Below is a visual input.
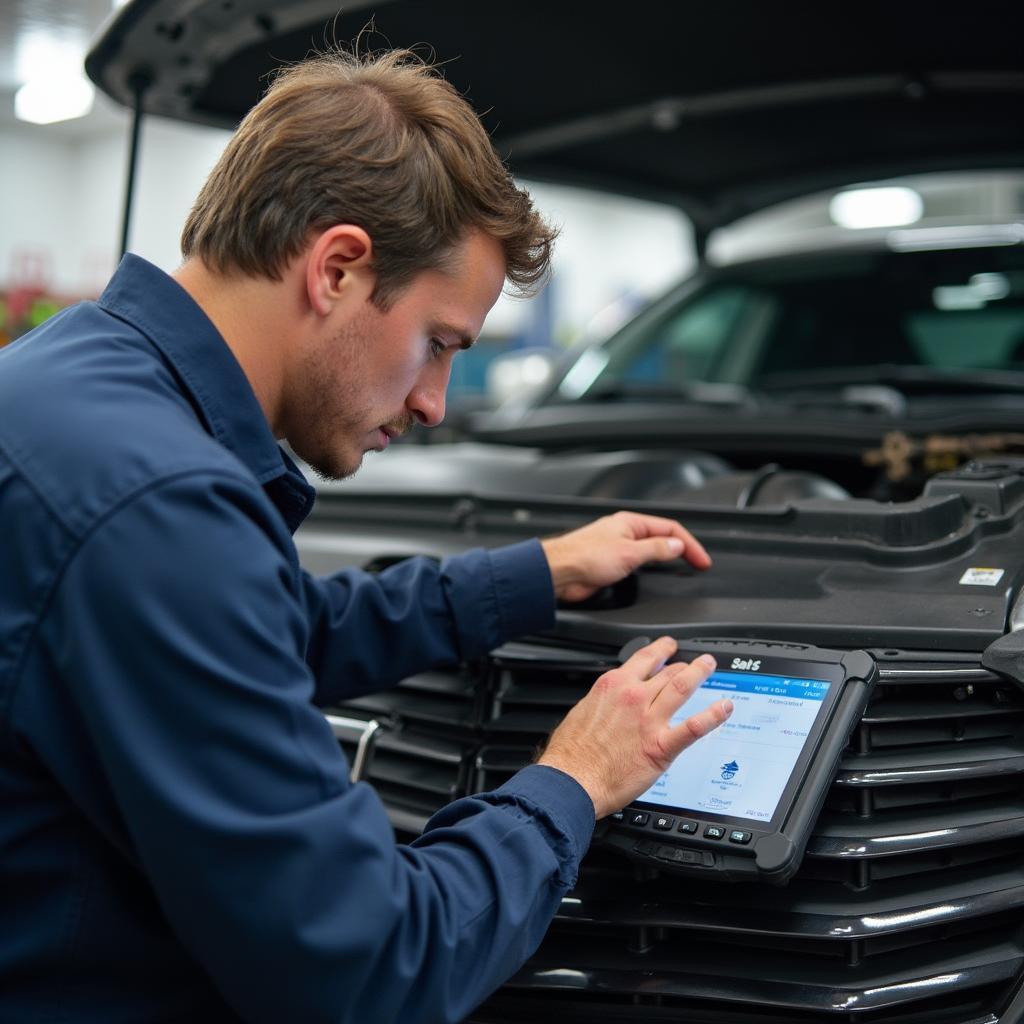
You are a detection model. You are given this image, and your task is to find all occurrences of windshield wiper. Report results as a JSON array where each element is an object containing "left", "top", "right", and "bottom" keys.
[
  {"left": 582, "top": 380, "right": 757, "bottom": 407},
  {"left": 758, "top": 364, "right": 1024, "bottom": 396}
]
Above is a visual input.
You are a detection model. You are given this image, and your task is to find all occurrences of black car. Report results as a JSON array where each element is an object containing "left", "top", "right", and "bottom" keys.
[
  {"left": 88, "top": 3, "right": 1024, "bottom": 1021},
  {"left": 308, "top": 221, "right": 1024, "bottom": 1024},
  {"left": 475, "top": 219, "right": 1024, "bottom": 506}
]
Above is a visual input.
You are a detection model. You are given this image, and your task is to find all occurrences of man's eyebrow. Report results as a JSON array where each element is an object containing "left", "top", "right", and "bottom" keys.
[{"left": 435, "top": 322, "right": 476, "bottom": 350}]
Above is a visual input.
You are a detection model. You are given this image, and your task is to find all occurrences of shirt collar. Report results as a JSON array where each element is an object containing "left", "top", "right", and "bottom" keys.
[{"left": 98, "top": 253, "right": 315, "bottom": 532}]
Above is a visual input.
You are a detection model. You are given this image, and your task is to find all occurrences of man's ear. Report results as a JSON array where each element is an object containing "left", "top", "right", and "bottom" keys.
[{"left": 305, "top": 225, "right": 375, "bottom": 317}]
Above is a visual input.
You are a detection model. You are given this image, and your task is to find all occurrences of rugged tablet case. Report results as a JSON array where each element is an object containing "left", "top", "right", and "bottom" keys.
[{"left": 599, "top": 641, "right": 877, "bottom": 884}]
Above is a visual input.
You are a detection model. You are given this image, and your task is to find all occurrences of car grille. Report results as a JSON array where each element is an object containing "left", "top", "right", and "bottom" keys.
[{"left": 324, "top": 643, "right": 1024, "bottom": 1022}]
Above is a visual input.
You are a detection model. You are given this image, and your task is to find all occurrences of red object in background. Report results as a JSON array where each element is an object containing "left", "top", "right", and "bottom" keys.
[
  {"left": 10, "top": 247, "right": 51, "bottom": 290},
  {"left": 6, "top": 286, "right": 44, "bottom": 325},
  {"left": 6, "top": 247, "right": 53, "bottom": 323}
]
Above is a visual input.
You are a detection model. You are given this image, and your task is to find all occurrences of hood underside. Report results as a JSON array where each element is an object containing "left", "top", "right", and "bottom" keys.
[{"left": 86, "top": 0, "right": 1024, "bottom": 233}]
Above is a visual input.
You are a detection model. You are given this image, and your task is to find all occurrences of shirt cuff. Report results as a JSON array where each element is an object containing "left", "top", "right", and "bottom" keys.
[
  {"left": 485, "top": 539, "right": 556, "bottom": 642},
  {"left": 493, "top": 763, "right": 595, "bottom": 887}
]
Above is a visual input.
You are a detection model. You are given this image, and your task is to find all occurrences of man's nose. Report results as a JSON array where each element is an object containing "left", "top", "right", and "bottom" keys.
[{"left": 408, "top": 364, "right": 450, "bottom": 427}]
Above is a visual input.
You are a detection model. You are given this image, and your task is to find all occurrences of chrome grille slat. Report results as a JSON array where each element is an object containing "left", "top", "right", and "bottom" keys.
[
  {"left": 863, "top": 701, "right": 1020, "bottom": 724},
  {"left": 836, "top": 748, "right": 1024, "bottom": 786},
  {"left": 557, "top": 877, "right": 1024, "bottom": 940},
  {"left": 507, "top": 935, "right": 1024, "bottom": 1015},
  {"left": 809, "top": 801, "right": 1024, "bottom": 857},
  {"left": 339, "top": 670, "right": 477, "bottom": 729}
]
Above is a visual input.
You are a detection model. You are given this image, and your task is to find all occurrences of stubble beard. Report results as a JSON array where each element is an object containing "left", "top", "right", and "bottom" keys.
[{"left": 285, "top": 313, "right": 412, "bottom": 482}]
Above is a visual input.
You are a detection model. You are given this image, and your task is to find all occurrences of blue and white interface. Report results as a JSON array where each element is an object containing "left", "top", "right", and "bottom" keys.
[{"left": 638, "top": 668, "right": 832, "bottom": 824}]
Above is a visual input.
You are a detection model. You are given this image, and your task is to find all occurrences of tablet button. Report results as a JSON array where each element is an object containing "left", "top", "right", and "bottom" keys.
[
  {"left": 653, "top": 815, "right": 675, "bottom": 831},
  {"left": 728, "top": 830, "right": 752, "bottom": 845},
  {"left": 611, "top": 810, "right": 625, "bottom": 822},
  {"left": 703, "top": 825, "right": 725, "bottom": 840},
  {"left": 677, "top": 820, "right": 698, "bottom": 834},
  {"left": 656, "top": 846, "right": 701, "bottom": 865},
  {"left": 628, "top": 811, "right": 650, "bottom": 827}
]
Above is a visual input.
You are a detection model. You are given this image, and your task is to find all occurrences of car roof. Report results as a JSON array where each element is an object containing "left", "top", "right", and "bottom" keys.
[{"left": 86, "top": 0, "right": 1024, "bottom": 234}]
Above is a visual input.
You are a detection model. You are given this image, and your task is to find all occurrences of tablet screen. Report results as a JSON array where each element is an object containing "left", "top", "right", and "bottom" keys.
[{"left": 636, "top": 668, "right": 833, "bottom": 825}]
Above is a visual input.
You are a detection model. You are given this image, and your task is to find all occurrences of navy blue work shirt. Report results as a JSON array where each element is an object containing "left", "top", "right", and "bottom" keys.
[{"left": 0, "top": 254, "right": 594, "bottom": 1023}]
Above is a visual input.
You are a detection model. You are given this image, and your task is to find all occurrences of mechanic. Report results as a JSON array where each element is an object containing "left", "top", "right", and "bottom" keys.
[{"left": 0, "top": 49, "right": 732, "bottom": 1023}]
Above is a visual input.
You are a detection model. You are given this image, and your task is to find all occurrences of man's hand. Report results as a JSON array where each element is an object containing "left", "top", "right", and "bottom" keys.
[
  {"left": 541, "top": 511, "right": 711, "bottom": 603},
  {"left": 537, "top": 637, "right": 732, "bottom": 818}
]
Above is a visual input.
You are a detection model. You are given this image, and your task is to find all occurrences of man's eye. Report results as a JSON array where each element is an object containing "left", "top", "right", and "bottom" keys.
[{"left": 430, "top": 338, "right": 446, "bottom": 359}]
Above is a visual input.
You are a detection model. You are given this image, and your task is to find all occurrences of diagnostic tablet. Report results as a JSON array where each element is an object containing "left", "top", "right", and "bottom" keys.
[{"left": 597, "top": 639, "right": 876, "bottom": 884}]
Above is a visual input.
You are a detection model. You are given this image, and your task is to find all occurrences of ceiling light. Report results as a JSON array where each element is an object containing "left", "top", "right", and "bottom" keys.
[
  {"left": 888, "top": 224, "right": 1024, "bottom": 252},
  {"left": 829, "top": 187, "right": 923, "bottom": 230},
  {"left": 14, "top": 26, "right": 94, "bottom": 125},
  {"left": 15, "top": 73, "right": 95, "bottom": 125},
  {"left": 933, "top": 272, "right": 1011, "bottom": 311}
]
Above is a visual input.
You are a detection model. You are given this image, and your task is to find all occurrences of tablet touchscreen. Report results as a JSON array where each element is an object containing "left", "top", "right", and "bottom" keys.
[{"left": 635, "top": 666, "right": 837, "bottom": 826}]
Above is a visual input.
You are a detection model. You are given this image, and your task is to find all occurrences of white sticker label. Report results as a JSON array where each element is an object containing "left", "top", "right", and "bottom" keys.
[{"left": 959, "top": 567, "right": 1005, "bottom": 586}]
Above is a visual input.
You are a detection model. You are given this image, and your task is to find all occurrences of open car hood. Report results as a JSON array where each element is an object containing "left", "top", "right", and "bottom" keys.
[{"left": 85, "top": 0, "right": 1024, "bottom": 234}]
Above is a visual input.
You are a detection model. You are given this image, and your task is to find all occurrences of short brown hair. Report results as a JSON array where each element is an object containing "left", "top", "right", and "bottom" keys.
[{"left": 180, "top": 48, "right": 555, "bottom": 305}]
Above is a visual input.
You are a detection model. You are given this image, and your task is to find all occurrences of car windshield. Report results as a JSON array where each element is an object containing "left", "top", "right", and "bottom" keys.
[{"left": 558, "top": 241, "right": 1024, "bottom": 400}]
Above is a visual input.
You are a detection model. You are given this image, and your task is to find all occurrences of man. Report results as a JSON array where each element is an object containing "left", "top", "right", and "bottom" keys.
[{"left": 0, "top": 49, "right": 731, "bottom": 1023}]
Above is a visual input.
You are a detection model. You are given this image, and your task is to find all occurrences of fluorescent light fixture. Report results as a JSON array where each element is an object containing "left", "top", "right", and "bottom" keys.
[
  {"left": 933, "top": 271, "right": 1011, "bottom": 311},
  {"left": 889, "top": 223, "right": 1024, "bottom": 252},
  {"left": 970, "top": 272, "right": 1011, "bottom": 302},
  {"left": 829, "top": 187, "right": 923, "bottom": 229},
  {"left": 933, "top": 286, "right": 985, "bottom": 311},
  {"left": 15, "top": 73, "right": 95, "bottom": 124},
  {"left": 14, "top": 26, "right": 95, "bottom": 125}
]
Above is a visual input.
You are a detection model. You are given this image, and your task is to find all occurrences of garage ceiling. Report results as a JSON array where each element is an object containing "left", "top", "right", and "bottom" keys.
[
  {"left": 1, "top": 0, "right": 126, "bottom": 136},
  {"left": 86, "top": 0, "right": 1024, "bottom": 232}
]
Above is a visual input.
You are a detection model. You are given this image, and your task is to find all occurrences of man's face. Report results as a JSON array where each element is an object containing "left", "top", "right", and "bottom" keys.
[{"left": 285, "top": 230, "right": 506, "bottom": 480}]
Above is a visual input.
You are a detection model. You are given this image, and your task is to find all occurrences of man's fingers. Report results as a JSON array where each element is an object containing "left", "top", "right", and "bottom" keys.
[
  {"left": 628, "top": 536, "right": 690, "bottom": 569},
  {"left": 618, "top": 514, "right": 711, "bottom": 571},
  {"left": 618, "top": 512, "right": 683, "bottom": 539},
  {"left": 620, "top": 635, "right": 678, "bottom": 680},
  {"left": 675, "top": 526, "right": 712, "bottom": 569},
  {"left": 664, "top": 698, "right": 734, "bottom": 759},
  {"left": 650, "top": 655, "right": 715, "bottom": 719}
]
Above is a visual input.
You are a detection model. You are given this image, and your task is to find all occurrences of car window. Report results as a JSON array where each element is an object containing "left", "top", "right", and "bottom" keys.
[
  {"left": 574, "top": 248, "right": 1024, "bottom": 394},
  {"left": 907, "top": 309, "right": 1024, "bottom": 368},
  {"left": 569, "top": 285, "right": 778, "bottom": 395},
  {"left": 616, "top": 286, "right": 753, "bottom": 384}
]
